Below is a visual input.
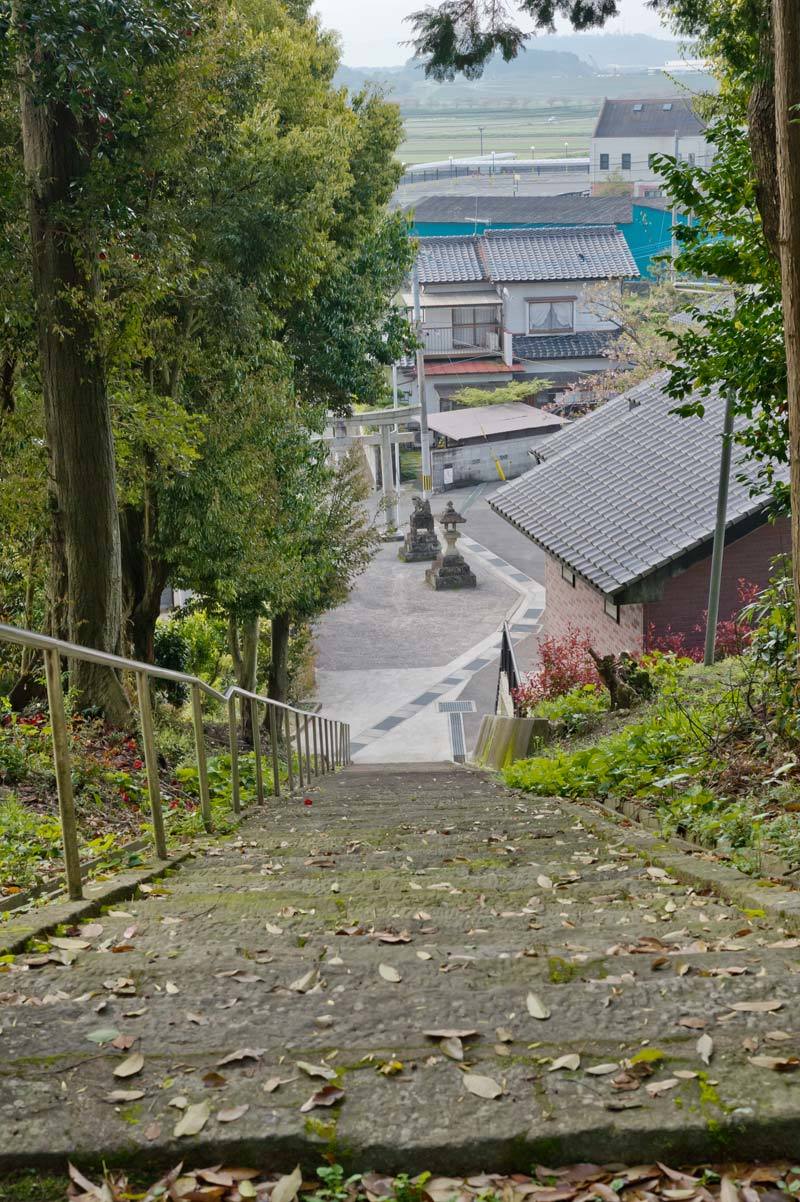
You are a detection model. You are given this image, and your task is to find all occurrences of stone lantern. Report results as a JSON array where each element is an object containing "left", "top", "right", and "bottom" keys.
[{"left": 425, "top": 502, "right": 477, "bottom": 590}]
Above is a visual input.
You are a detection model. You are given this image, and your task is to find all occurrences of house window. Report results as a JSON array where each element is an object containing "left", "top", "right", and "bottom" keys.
[
  {"left": 528, "top": 299, "right": 574, "bottom": 335},
  {"left": 599, "top": 152, "right": 609, "bottom": 170},
  {"left": 561, "top": 564, "right": 576, "bottom": 588},
  {"left": 604, "top": 597, "right": 621, "bottom": 623},
  {"left": 621, "top": 153, "right": 631, "bottom": 171}
]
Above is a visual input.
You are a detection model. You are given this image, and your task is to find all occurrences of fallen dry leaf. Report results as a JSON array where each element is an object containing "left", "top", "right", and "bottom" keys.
[
  {"left": 113, "top": 1053, "right": 144, "bottom": 1079},
  {"left": 217, "top": 1048, "right": 262, "bottom": 1066},
  {"left": 697, "top": 1034, "right": 713, "bottom": 1065},
  {"left": 527, "top": 992, "right": 551, "bottom": 1020},
  {"left": 378, "top": 964, "right": 402, "bottom": 983},
  {"left": 548, "top": 1054, "right": 580, "bottom": 1072},
  {"left": 218, "top": 1104, "right": 250, "bottom": 1122},
  {"left": 463, "top": 1073, "right": 503, "bottom": 1099},
  {"left": 748, "top": 1055, "right": 800, "bottom": 1072},
  {"left": 300, "top": 1084, "right": 345, "bottom": 1112},
  {"left": 174, "top": 1100, "right": 211, "bottom": 1137},
  {"left": 297, "top": 1060, "right": 338, "bottom": 1080},
  {"left": 271, "top": 1166, "right": 303, "bottom": 1202}
]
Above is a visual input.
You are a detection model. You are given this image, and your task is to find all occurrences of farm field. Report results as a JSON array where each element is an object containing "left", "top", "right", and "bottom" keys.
[
  {"left": 399, "top": 101, "right": 596, "bottom": 163},
  {"left": 397, "top": 71, "right": 715, "bottom": 163}
]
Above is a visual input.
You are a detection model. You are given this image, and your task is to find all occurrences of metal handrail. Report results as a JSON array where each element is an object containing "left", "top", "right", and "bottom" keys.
[
  {"left": 0, "top": 622, "right": 351, "bottom": 903},
  {"left": 496, "top": 621, "right": 522, "bottom": 717}
]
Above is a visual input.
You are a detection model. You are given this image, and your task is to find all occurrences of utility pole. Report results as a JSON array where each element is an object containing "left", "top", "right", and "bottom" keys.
[
  {"left": 703, "top": 387, "right": 736, "bottom": 667},
  {"left": 392, "top": 363, "right": 401, "bottom": 495},
  {"left": 412, "top": 260, "right": 432, "bottom": 496},
  {"left": 671, "top": 129, "right": 680, "bottom": 281},
  {"left": 478, "top": 126, "right": 485, "bottom": 156}
]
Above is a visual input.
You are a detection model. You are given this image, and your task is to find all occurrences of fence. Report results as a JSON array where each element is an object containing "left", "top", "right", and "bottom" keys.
[
  {"left": 0, "top": 623, "right": 351, "bottom": 903},
  {"left": 495, "top": 621, "right": 522, "bottom": 717}
]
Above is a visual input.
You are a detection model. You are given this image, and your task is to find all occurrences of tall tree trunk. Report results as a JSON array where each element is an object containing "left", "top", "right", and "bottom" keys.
[
  {"left": 773, "top": 0, "right": 800, "bottom": 659},
  {"left": 228, "top": 613, "right": 260, "bottom": 744},
  {"left": 16, "top": 57, "right": 129, "bottom": 722},
  {"left": 120, "top": 470, "right": 168, "bottom": 664},
  {"left": 749, "top": 20, "right": 781, "bottom": 258},
  {"left": 268, "top": 613, "right": 291, "bottom": 706}
]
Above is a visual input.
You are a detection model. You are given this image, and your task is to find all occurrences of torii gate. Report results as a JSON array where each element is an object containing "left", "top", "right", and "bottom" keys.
[{"left": 327, "top": 405, "right": 422, "bottom": 532}]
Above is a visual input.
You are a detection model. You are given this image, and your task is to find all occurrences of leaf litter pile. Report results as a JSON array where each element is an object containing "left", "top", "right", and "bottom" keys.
[{"left": 65, "top": 1160, "right": 800, "bottom": 1202}]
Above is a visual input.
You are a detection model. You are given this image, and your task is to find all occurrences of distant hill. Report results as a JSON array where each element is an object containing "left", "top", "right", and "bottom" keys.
[
  {"left": 531, "top": 33, "right": 685, "bottom": 69},
  {"left": 334, "top": 35, "right": 699, "bottom": 103}
]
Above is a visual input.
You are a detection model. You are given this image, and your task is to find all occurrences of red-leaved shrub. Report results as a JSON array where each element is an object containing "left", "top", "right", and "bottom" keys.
[
  {"left": 513, "top": 625, "right": 600, "bottom": 710},
  {"left": 647, "top": 579, "right": 758, "bottom": 661}
]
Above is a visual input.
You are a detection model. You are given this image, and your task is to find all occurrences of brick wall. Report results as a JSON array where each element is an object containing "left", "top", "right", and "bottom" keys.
[
  {"left": 544, "top": 555, "right": 644, "bottom": 656},
  {"left": 645, "top": 519, "right": 791, "bottom": 653}
]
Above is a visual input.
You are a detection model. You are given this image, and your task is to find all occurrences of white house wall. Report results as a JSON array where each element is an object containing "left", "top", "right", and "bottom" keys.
[
  {"left": 499, "top": 280, "right": 621, "bottom": 336},
  {"left": 590, "top": 134, "right": 712, "bottom": 184}
]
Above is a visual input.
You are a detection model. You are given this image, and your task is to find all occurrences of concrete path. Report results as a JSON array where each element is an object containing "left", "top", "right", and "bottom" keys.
[
  {"left": 314, "top": 484, "right": 545, "bottom": 762},
  {"left": 3, "top": 765, "right": 800, "bottom": 1174}
]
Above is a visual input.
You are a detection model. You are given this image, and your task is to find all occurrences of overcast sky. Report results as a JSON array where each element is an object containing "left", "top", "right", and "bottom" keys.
[{"left": 311, "top": 0, "right": 671, "bottom": 67}]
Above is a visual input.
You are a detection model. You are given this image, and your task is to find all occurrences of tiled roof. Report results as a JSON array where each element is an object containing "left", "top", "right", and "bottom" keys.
[
  {"left": 489, "top": 371, "right": 786, "bottom": 597},
  {"left": 415, "top": 226, "right": 638, "bottom": 286},
  {"left": 407, "top": 194, "right": 633, "bottom": 225},
  {"left": 482, "top": 226, "right": 638, "bottom": 281},
  {"left": 593, "top": 98, "right": 706, "bottom": 139},
  {"left": 513, "top": 329, "right": 619, "bottom": 361},
  {"left": 416, "top": 237, "right": 487, "bottom": 284}
]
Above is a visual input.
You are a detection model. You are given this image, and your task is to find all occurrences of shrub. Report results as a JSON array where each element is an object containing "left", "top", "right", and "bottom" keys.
[
  {"left": 153, "top": 622, "right": 190, "bottom": 705},
  {"left": 513, "top": 625, "right": 599, "bottom": 711},
  {"left": 647, "top": 579, "right": 759, "bottom": 661},
  {"left": 531, "top": 684, "right": 609, "bottom": 734}
]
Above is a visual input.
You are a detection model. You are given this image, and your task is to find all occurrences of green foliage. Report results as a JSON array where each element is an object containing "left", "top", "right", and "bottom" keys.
[
  {"left": 657, "top": 116, "right": 787, "bottom": 507},
  {"left": 0, "top": 795, "right": 64, "bottom": 890},
  {"left": 449, "top": 379, "right": 553, "bottom": 409},
  {"left": 531, "top": 684, "right": 609, "bottom": 735},
  {"left": 153, "top": 622, "right": 190, "bottom": 704},
  {"left": 307, "top": 1165, "right": 362, "bottom": 1202}
]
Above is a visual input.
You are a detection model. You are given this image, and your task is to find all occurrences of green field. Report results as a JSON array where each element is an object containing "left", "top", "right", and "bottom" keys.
[{"left": 399, "top": 101, "right": 596, "bottom": 164}]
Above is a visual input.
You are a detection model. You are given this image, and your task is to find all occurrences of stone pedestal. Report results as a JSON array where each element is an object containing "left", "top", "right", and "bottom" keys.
[
  {"left": 425, "top": 502, "right": 477, "bottom": 591},
  {"left": 398, "top": 496, "right": 441, "bottom": 562}
]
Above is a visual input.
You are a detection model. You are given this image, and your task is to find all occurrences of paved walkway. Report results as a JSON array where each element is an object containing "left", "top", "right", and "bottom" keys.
[
  {"left": 3, "top": 765, "right": 799, "bottom": 1173},
  {"left": 314, "top": 484, "right": 545, "bottom": 762}
]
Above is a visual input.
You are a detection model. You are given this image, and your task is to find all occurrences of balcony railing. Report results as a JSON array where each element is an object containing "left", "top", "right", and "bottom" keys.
[
  {"left": 420, "top": 322, "right": 502, "bottom": 356},
  {"left": 0, "top": 623, "right": 351, "bottom": 903}
]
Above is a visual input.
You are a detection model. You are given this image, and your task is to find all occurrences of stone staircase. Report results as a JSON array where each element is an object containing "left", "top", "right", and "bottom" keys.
[{"left": 1, "top": 764, "right": 798, "bottom": 1174}]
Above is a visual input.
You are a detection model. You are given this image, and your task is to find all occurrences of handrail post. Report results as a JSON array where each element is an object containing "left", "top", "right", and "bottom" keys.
[
  {"left": 43, "top": 648, "right": 83, "bottom": 901},
  {"left": 325, "top": 720, "right": 332, "bottom": 772},
  {"left": 268, "top": 704, "right": 281, "bottom": 797},
  {"left": 135, "top": 671, "right": 168, "bottom": 860},
  {"left": 294, "top": 712, "right": 304, "bottom": 789},
  {"left": 284, "top": 709, "right": 295, "bottom": 791},
  {"left": 191, "top": 683, "right": 212, "bottom": 832},
  {"left": 312, "top": 716, "right": 319, "bottom": 776},
  {"left": 228, "top": 696, "right": 241, "bottom": 815},
  {"left": 321, "top": 719, "right": 328, "bottom": 772},
  {"left": 304, "top": 715, "right": 312, "bottom": 784},
  {"left": 250, "top": 698, "right": 265, "bottom": 805}
]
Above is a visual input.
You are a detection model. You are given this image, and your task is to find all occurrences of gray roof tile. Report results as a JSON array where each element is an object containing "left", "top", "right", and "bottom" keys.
[
  {"left": 513, "top": 329, "right": 618, "bottom": 361},
  {"left": 489, "top": 371, "right": 786, "bottom": 596},
  {"left": 593, "top": 97, "right": 706, "bottom": 139},
  {"left": 483, "top": 226, "right": 638, "bottom": 281},
  {"left": 415, "top": 226, "right": 638, "bottom": 286},
  {"left": 416, "top": 237, "right": 487, "bottom": 284}
]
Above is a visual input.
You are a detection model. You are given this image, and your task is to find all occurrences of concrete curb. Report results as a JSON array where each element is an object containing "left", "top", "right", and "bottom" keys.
[
  {"left": 0, "top": 852, "right": 192, "bottom": 955},
  {"left": 464, "top": 763, "right": 800, "bottom": 931},
  {"left": 562, "top": 793, "right": 800, "bottom": 931}
]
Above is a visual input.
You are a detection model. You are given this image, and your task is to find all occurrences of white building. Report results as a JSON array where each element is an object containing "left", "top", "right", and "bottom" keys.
[
  {"left": 399, "top": 226, "right": 639, "bottom": 415},
  {"left": 590, "top": 97, "right": 711, "bottom": 193}
]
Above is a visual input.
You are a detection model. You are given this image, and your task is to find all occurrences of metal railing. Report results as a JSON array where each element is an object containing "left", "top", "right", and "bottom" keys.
[
  {"left": 496, "top": 621, "right": 522, "bottom": 717},
  {"left": 0, "top": 623, "right": 351, "bottom": 903},
  {"left": 420, "top": 322, "right": 501, "bottom": 355}
]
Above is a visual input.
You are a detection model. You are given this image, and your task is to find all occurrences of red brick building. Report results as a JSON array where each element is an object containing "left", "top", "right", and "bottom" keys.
[{"left": 490, "top": 372, "right": 789, "bottom": 657}]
